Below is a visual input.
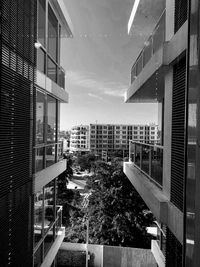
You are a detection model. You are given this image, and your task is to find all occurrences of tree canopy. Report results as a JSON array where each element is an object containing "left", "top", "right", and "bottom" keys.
[{"left": 64, "top": 158, "right": 154, "bottom": 248}]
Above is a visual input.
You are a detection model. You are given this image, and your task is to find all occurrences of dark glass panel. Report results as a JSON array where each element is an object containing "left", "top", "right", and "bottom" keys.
[
  {"left": 46, "top": 145, "right": 56, "bottom": 167},
  {"left": 47, "top": 56, "right": 57, "bottom": 83},
  {"left": 36, "top": 147, "right": 44, "bottom": 172},
  {"left": 36, "top": 91, "right": 45, "bottom": 144},
  {"left": 34, "top": 191, "right": 43, "bottom": 247},
  {"left": 38, "top": 0, "right": 46, "bottom": 47},
  {"left": 47, "top": 95, "right": 56, "bottom": 143},
  {"left": 48, "top": 5, "right": 58, "bottom": 62},
  {"left": 37, "top": 48, "right": 45, "bottom": 73}
]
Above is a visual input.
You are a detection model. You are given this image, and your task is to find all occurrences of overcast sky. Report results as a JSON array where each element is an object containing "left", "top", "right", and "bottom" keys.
[{"left": 60, "top": 0, "right": 164, "bottom": 130}]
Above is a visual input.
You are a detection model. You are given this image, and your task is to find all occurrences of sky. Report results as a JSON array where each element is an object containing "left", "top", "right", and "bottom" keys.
[{"left": 60, "top": 0, "right": 164, "bottom": 130}]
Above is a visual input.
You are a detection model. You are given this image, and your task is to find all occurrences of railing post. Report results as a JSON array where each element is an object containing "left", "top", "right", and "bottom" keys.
[
  {"left": 149, "top": 147, "right": 152, "bottom": 177},
  {"left": 129, "top": 140, "right": 132, "bottom": 162}
]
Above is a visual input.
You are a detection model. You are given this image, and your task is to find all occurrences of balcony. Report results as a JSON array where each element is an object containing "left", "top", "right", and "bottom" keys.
[
  {"left": 125, "top": 11, "right": 166, "bottom": 103},
  {"left": 34, "top": 205, "right": 65, "bottom": 267},
  {"left": 125, "top": 9, "right": 188, "bottom": 104},
  {"left": 123, "top": 141, "right": 168, "bottom": 222},
  {"left": 129, "top": 141, "right": 163, "bottom": 187}
]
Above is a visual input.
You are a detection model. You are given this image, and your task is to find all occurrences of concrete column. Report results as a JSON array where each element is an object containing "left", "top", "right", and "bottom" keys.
[{"left": 162, "top": 68, "right": 173, "bottom": 199}]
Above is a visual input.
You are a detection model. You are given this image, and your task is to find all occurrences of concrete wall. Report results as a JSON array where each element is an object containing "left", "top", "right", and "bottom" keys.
[
  {"left": 103, "top": 245, "right": 156, "bottom": 267},
  {"left": 58, "top": 242, "right": 156, "bottom": 267}
]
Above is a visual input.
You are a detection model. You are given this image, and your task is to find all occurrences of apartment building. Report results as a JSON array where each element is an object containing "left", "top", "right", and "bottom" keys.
[
  {"left": 0, "top": 0, "right": 73, "bottom": 266},
  {"left": 89, "top": 123, "right": 159, "bottom": 159},
  {"left": 70, "top": 125, "right": 90, "bottom": 153},
  {"left": 124, "top": 0, "right": 199, "bottom": 266}
]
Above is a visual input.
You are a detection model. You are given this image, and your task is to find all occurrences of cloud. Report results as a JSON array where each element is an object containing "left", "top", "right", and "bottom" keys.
[
  {"left": 67, "top": 71, "right": 127, "bottom": 98},
  {"left": 88, "top": 93, "right": 104, "bottom": 101}
]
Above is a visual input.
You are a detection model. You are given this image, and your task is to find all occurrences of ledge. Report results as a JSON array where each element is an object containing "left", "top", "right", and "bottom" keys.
[
  {"left": 41, "top": 227, "right": 65, "bottom": 267},
  {"left": 123, "top": 162, "right": 168, "bottom": 222},
  {"left": 123, "top": 162, "right": 183, "bottom": 244},
  {"left": 36, "top": 70, "right": 69, "bottom": 103},
  {"left": 34, "top": 159, "right": 67, "bottom": 192},
  {"left": 151, "top": 240, "right": 165, "bottom": 267}
]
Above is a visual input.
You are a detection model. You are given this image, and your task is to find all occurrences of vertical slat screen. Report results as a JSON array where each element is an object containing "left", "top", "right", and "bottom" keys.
[
  {"left": 174, "top": 0, "right": 188, "bottom": 33},
  {"left": 0, "top": 0, "right": 36, "bottom": 265},
  {"left": 171, "top": 55, "right": 186, "bottom": 212}
]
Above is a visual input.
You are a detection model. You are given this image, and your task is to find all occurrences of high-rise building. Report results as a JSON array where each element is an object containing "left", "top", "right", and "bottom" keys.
[
  {"left": 0, "top": 0, "right": 73, "bottom": 266},
  {"left": 124, "top": 0, "right": 200, "bottom": 266}
]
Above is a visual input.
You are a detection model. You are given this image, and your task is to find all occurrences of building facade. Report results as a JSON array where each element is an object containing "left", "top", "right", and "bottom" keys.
[
  {"left": 89, "top": 123, "right": 159, "bottom": 159},
  {"left": 0, "top": 0, "right": 73, "bottom": 266},
  {"left": 124, "top": 0, "right": 200, "bottom": 266},
  {"left": 70, "top": 125, "right": 90, "bottom": 153}
]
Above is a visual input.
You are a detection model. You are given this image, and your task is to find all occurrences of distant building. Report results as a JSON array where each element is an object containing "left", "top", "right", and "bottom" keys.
[
  {"left": 69, "top": 123, "right": 158, "bottom": 158},
  {"left": 70, "top": 125, "right": 90, "bottom": 153}
]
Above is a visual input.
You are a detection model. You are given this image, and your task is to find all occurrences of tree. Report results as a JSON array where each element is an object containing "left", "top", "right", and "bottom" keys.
[
  {"left": 76, "top": 153, "right": 96, "bottom": 172},
  {"left": 85, "top": 159, "right": 154, "bottom": 248}
]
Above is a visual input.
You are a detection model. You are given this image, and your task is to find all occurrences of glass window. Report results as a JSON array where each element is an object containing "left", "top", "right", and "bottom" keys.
[
  {"left": 36, "top": 91, "right": 45, "bottom": 144},
  {"left": 36, "top": 147, "right": 44, "bottom": 172},
  {"left": 37, "top": 48, "right": 46, "bottom": 73},
  {"left": 38, "top": 0, "right": 46, "bottom": 47},
  {"left": 47, "top": 56, "right": 57, "bottom": 83},
  {"left": 46, "top": 145, "right": 56, "bottom": 167},
  {"left": 48, "top": 5, "right": 58, "bottom": 62},
  {"left": 34, "top": 191, "right": 43, "bottom": 246},
  {"left": 47, "top": 95, "right": 56, "bottom": 143}
]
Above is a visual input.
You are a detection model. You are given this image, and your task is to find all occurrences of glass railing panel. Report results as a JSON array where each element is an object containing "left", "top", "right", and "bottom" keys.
[
  {"left": 153, "top": 11, "right": 166, "bottom": 53},
  {"left": 136, "top": 54, "right": 143, "bottom": 76},
  {"left": 130, "top": 10, "right": 166, "bottom": 84},
  {"left": 46, "top": 145, "right": 56, "bottom": 168},
  {"left": 135, "top": 143, "right": 141, "bottom": 168},
  {"left": 47, "top": 56, "right": 57, "bottom": 83},
  {"left": 143, "top": 37, "right": 153, "bottom": 68},
  {"left": 141, "top": 145, "right": 150, "bottom": 175},
  {"left": 151, "top": 146, "right": 163, "bottom": 186},
  {"left": 58, "top": 67, "right": 65, "bottom": 88}
]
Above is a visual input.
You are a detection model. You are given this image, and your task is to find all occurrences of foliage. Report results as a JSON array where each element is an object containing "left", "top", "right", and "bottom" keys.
[
  {"left": 76, "top": 153, "right": 96, "bottom": 172},
  {"left": 64, "top": 158, "right": 154, "bottom": 248}
]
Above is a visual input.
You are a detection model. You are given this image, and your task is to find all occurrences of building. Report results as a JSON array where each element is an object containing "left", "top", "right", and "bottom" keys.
[
  {"left": 0, "top": 0, "right": 73, "bottom": 266},
  {"left": 89, "top": 123, "right": 159, "bottom": 159},
  {"left": 70, "top": 125, "right": 90, "bottom": 154},
  {"left": 124, "top": 0, "right": 199, "bottom": 266}
]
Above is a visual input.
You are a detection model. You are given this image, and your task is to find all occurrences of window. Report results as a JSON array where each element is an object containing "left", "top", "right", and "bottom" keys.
[
  {"left": 47, "top": 95, "right": 56, "bottom": 143},
  {"left": 140, "top": 131, "right": 143, "bottom": 135},
  {"left": 91, "top": 131, "right": 95, "bottom": 134},
  {"left": 91, "top": 125, "right": 95, "bottom": 129},
  {"left": 134, "top": 126, "right": 137, "bottom": 130},
  {"left": 48, "top": 5, "right": 58, "bottom": 62},
  {"left": 134, "top": 135, "right": 137, "bottom": 139},
  {"left": 38, "top": 0, "right": 46, "bottom": 47},
  {"left": 122, "top": 131, "right": 126, "bottom": 134},
  {"left": 151, "top": 131, "right": 155, "bottom": 135},
  {"left": 115, "top": 135, "right": 120, "bottom": 139},
  {"left": 151, "top": 127, "right": 155, "bottom": 130},
  {"left": 122, "top": 136, "right": 126, "bottom": 139},
  {"left": 134, "top": 131, "right": 137, "bottom": 134},
  {"left": 140, "top": 127, "right": 143, "bottom": 130},
  {"left": 116, "top": 126, "right": 120, "bottom": 129},
  {"left": 36, "top": 91, "right": 45, "bottom": 144},
  {"left": 122, "top": 126, "right": 126, "bottom": 129},
  {"left": 35, "top": 90, "right": 61, "bottom": 172},
  {"left": 37, "top": 48, "right": 46, "bottom": 73},
  {"left": 116, "top": 131, "right": 120, "bottom": 134}
]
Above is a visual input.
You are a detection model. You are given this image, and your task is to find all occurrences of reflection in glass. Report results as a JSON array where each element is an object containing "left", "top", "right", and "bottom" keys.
[
  {"left": 44, "top": 184, "right": 55, "bottom": 233},
  {"left": 34, "top": 192, "right": 43, "bottom": 246},
  {"left": 46, "top": 145, "right": 56, "bottom": 167},
  {"left": 36, "top": 91, "right": 45, "bottom": 144},
  {"left": 44, "top": 227, "right": 54, "bottom": 257},
  {"left": 48, "top": 5, "right": 58, "bottom": 62},
  {"left": 34, "top": 245, "right": 43, "bottom": 267},
  {"left": 36, "top": 147, "right": 44, "bottom": 172},
  {"left": 47, "top": 95, "right": 56, "bottom": 143},
  {"left": 47, "top": 56, "right": 57, "bottom": 83},
  {"left": 38, "top": 0, "right": 46, "bottom": 47}
]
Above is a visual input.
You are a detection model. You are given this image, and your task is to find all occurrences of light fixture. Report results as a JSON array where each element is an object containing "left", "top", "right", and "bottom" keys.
[
  {"left": 128, "top": 0, "right": 141, "bottom": 34},
  {"left": 34, "top": 42, "right": 42, "bottom": 49}
]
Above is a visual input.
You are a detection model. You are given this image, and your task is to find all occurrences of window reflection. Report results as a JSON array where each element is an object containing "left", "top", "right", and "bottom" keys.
[
  {"left": 36, "top": 147, "right": 44, "bottom": 172},
  {"left": 47, "top": 95, "right": 56, "bottom": 143},
  {"left": 36, "top": 91, "right": 45, "bottom": 144},
  {"left": 38, "top": 0, "right": 46, "bottom": 47},
  {"left": 46, "top": 145, "right": 56, "bottom": 167},
  {"left": 47, "top": 56, "right": 57, "bottom": 83},
  {"left": 48, "top": 5, "right": 58, "bottom": 62}
]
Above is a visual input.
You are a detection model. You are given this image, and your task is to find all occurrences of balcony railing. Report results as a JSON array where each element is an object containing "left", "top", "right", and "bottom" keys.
[
  {"left": 129, "top": 141, "right": 163, "bottom": 187},
  {"left": 131, "top": 10, "right": 166, "bottom": 83}
]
